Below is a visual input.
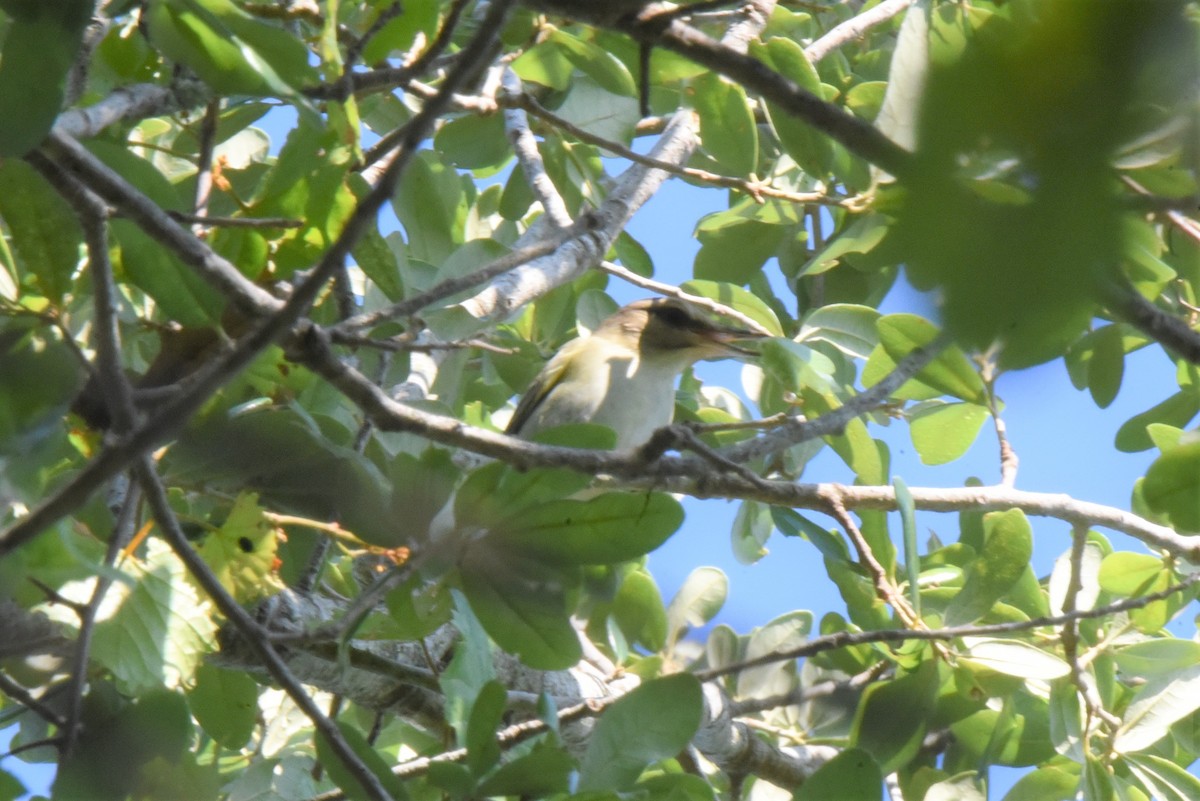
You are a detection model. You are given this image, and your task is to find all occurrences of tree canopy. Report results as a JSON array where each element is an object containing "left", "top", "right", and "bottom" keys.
[{"left": 1, "top": 1, "right": 1199, "bottom": 800}]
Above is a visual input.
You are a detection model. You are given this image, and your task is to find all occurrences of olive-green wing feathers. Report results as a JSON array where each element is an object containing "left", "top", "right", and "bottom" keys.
[{"left": 505, "top": 345, "right": 575, "bottom": 436}]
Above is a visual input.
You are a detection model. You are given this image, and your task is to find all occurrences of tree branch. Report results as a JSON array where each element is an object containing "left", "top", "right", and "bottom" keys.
[
  {"left": 1102, "top": 280, "right": 1200, "bottom": 366},
  {"left": 803, "top": 0, "right": 915, "bottom": 63},
  {"left": 698, "top": 569, "right": 1200, "bottom": 681},
  {"left": 609, "top": 9, "right": 915, "bottom": 179}
]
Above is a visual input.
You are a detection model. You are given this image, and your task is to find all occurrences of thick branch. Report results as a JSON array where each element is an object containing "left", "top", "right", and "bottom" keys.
[{"left": 1102, "top": 280, "right": 1200, "bottom": 366}]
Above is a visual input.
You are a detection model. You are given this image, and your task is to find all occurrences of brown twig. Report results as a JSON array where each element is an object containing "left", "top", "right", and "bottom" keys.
[
  {"left": 697, "top": 569, "right": 1200, "bottom": 682},
  {"left": 500, "top": 90, "right": 857, "bottom": 208},
  {"left": 820, "top": 488, "right": 920, "bottom": 628}
]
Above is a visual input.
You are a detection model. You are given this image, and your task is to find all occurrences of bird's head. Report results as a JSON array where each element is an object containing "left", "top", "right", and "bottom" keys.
[{"left": 596, "top": 298, "right": 764, "bottom": 363}]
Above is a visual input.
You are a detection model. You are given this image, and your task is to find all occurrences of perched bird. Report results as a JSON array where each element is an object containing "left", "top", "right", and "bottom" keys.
[{"left": 506, "top": 298, "right": 763, "bottom": 448}]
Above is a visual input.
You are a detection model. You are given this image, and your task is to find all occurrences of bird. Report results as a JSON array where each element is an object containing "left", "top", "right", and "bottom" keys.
[{"left": 505, "top": 297, "right": 764, "bottom": 449}]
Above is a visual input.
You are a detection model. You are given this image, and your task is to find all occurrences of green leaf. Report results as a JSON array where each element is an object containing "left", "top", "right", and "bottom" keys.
[
  {"left": 1114, "top": 664, "right": 1200, "bottom": 754},
  {"left": 731, "top": 498, "right": 773, "bottom": 565},
  {"left": 554, "top": 76, "right": 639, "bottom": 145},
  {"left": 693, "top": 219, "right": 785, "bottom": 284},
  {"left": 349, "top": 180, "right": 405, "bottom": 301},
  {"left": 845, "top": 81, "right": 887, "bottom": 120},
  {"left": 1142, "top": 439, "right": 1200, "bottom": 530},
  {"left": 797, "top": 303, "right": 882, "bottom": 360},
  {"left": 665, "top": 567, "right": 728, "bottom": 650},
  {"left": 612, "top": 569, "right": 667, "bottom": 652},
  {"left": 466, "top": 681, "right": 506, "bottom": 777},
  {"left": 771, "top": 507, "right": 849, "bottom": 562},
  {"left": 1113, "top": 640, "right": 1200, "bottom": 680},
  {"left": 801, "top": 387, "right": 885, "bottom": 485},
  {"left": 873, "top": 0, "right": 929, "bottom": 153},
  {"left": 1115, "top": 391, "right": 1200, "bottom": 453},
  {"left": 960, "top": 638, "right": 1070, "bottom": 680},
  {"left": 1124, "top": 753, "right": 1200, "bottom": 801},
  {"left": 0, "top": 160, "right": 82, "bottom": 303},
  {"left": 144, "top": 0, "right": 313, "bottom": 98},
  {"left": 435, "top": 113, "right": 511, "bottom": 170},
  {"left": 895, "top": 476, "right": 920, "bottom": 615},
  {"left": 196, "top": 492, "right": 278, "bottom": 603},
  {"left": 86, "top": 140, "right": 224, "bottom": 323},
  {"left": 1097, "top": 550, "right": 1173, "bottom": 633},
  {"left": 489, "top": 492, "right": 684, "bottom": 565},
  {"left": 578, "top": 674, "right": 703, "bottom": 791},
  {"left": 736, "top": 610, "right": 812, "bottom": 700},
  {"left": 440, "top": 591, "right": 497, "bottom": 742},
  {"left": 92, "top": 540, "right": 218, "bottom": 695},
  {"left": 1049, "top": 678, "right": 1084, "bottom": 763},
  {"left": 634, "top": 773, "right": 717, "bottom": 801},
  {"left": 548, "top": 29, "right": 637, "bottom": 96},
  {"left": 0, "top": 0, "right": 91, "bottom": 155},
  {"left": 799, "top": 214, "right": 891, "bottom": 277},
  {"left": 615, "top": 230, "right": 654, "bottom": 277},
  {"left": 945, "top": 509, "right": 1033, "bottom": 626},
  {"left": 55, "top": 688, "right": 195, "bottom": 801},
  {"left": 315, "top": 721, "right": 407, "bottom": 801},
  {"left": 392, "top": 150, "right": 468, "bottom": 265},
  {"left": 0, "top": 324, "right": 82, "bottom": 453},
  {"left": 795, "top": 748, "right": 881, "bottom": 801},
  {"left": 909, "top": 401, "right": 989, "bottom": 465},
  {"left": 851, "top": 659, "right": 938, "bottom": 773},
  {"left": 168, "top": 405, "right": 395, "bottom": 547},
  {"left": 693, "top": 73, "right": 758, "bottom": 175},
  {"left": 511, "top": 39, "right": 573, "bottom": 90},
  {"left": 475, "top": 742, "right": 574, "bottom": 797},
  {"left": 876, "top": 314, "right": 987, "bottom": 404},
  {"left": 455, "top": 461, "right": 592, "bottom": 529},
  {"left": 361, "top": 0, "right": 438, "bottom": 65},
  {"left": 753, "top": 37, "right": 832, "bottom": 176},
  {"left": 1082, "top": 755, "right": 1113, "bottom": 801},
  {"left": 1048, "top": 541, "right": 1102, "bottom": 615},
  {"left": 1001, "top": 764, "right": 1080, "bottom": 801},
  {"left": 1077, "top": 324, "right": 1127, "bottom": 408},
  {"left": 1146, "top": 423, "right": 1184, "bottom": 453},
  {"left": 186, "top": 664, "right": 257, "bottom": 750},
  {"left": 459, "top": 544, "right": 581, "bottom": 670}
]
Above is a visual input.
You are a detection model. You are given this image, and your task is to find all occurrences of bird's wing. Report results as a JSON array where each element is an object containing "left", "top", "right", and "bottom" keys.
[{"left": 505, "top": 343, "right": 577, "bottom": 436}]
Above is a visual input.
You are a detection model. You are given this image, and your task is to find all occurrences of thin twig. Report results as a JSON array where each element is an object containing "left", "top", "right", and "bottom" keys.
[
  {"left": 501, "top": 90, "right": 856, "bottom": 208},
  {"left": 0, "top": 672, "right": 65, "bottom": 728},
  {"left": 331, "top": 217, "right": 595, "bottom": 334},
  {"left": 698, "top": 569, "right": 1200, "bottom": 682},
  {"left": 166, "top": 211, "right": 304, "bottom": 229},
  {"left": 981, "top": 365, "right": 1018, "bottom": 487},
  {"left": 1061, "top": 523, "right": 1122, "bottom": 732},
  {"left": 501, "top": 68, "right": 573, "bottom": 228},
  {"left": 638, "top": 425, "right": 773, "bottom": 489},
  {"left": 722, "top": 333, "right": 951, "bottom": 463},
  {"left": 191, "top": 100, "right": 220, "bottom": 233},
  {"left": 821, "top": 489, "right": 920, "bottom": 628},
  {"left": 597, "top": 260, "right": 775, "bottom": 336}
]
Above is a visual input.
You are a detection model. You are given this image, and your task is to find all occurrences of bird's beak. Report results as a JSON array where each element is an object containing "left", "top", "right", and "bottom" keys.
[{"left": 698, "top": 326, "right": 767, "bottom": 357}]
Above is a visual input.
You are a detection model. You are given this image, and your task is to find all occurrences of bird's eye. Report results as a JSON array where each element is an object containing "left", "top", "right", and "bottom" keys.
[{"left": 655, "top": 304, "right": 690, "bottom": 328}]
